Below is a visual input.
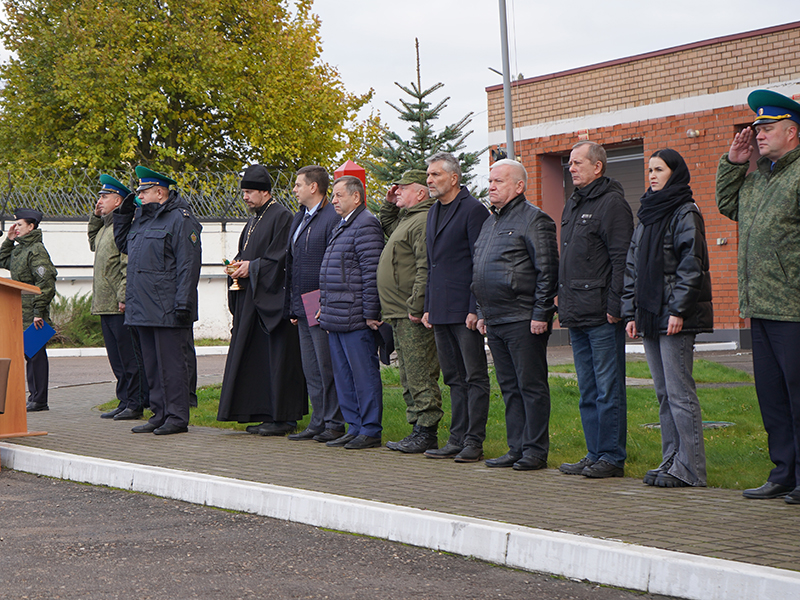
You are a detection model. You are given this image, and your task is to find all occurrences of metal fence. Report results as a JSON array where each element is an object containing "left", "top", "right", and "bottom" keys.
[{"left": 0, "top": 168, "right": 300, "bottom": 223}]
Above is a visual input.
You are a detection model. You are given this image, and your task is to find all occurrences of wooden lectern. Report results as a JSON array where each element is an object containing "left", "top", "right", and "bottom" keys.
[{"left": 0, "top": 276, "right": 47, "bottom": 440}]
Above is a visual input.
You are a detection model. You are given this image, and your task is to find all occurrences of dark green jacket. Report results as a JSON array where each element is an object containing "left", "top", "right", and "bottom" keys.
[
  {"left": 88, "top": 213, "right": 126, "bottom": 315},
  {"left": 0, "top": 228, "right": 58, "bottom": 327},
  {"left": 716, "top": 145, "right": 800, "bottom": 321},
  {"left": 377, "top": 199, "right": 434, "bottom": 319}
]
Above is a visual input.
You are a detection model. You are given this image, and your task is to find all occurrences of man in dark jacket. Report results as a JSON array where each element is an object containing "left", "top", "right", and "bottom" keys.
[
  {"left": 421, "top": 152, "right": 491, "bottom": 463},
  {"left": 319, "top": 176, "right": 384, "bottom": 450},
  {"left": 285, "top": 165, "right": 345, "bottom": 442},
  {"left": 558, "top": 141, "right": 633, "bottom": 479},
  {"left": 114, "top": 167, "right": 202, "bottom": 435},
  {"left": 472, "top": 159, "right": 558, "bottom": 471}
]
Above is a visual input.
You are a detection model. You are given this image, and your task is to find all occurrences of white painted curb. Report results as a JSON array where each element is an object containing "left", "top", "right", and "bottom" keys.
[
  {"left": 48, "top": 346, "right": 229, "bottom": 358},
  {"left": 2, "top": 443, "right": 798, "bottom": 600}
]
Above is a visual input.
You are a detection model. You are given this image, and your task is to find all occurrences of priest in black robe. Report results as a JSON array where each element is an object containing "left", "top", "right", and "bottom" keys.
[{"left": 217, "top": 165, "right": 306, "bottom": 434}]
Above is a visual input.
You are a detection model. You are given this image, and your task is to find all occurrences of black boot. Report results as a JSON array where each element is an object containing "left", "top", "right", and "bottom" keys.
[{"left": 395, "top": 424, "right": 438, "bottom": 454}]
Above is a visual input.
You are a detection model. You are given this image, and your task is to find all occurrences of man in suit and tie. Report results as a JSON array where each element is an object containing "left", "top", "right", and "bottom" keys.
[
  {"left": 286, "top": 165, "right": 346, "bottom": 442},
  {"left": 421, "top": 152, "right": 491, "bottom": 463}
]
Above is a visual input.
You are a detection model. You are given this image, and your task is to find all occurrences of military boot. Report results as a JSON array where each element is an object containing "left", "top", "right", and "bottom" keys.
[{"left": 395, "top": 424, "right": 438, "bottom": 454}]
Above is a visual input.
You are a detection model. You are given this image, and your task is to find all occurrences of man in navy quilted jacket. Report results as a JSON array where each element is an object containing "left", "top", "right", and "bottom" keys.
[{"left": 318, "top": 176, "right": 385, "bottom": 450}]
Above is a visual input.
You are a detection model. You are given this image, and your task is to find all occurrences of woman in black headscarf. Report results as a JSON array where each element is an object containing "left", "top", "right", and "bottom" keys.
[{"left": 621, "top": 149, "right": 713, "bottom": 487}]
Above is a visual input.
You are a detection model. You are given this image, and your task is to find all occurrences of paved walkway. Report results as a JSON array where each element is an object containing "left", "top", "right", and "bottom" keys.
[{"left": 5, "top": 349, "right": 800, "bottom": 576}]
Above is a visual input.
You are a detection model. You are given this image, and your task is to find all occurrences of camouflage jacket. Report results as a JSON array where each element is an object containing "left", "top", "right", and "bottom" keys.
[
  {"left": 88, "top": 213, "right": 126, "bottom": 315},
  {"left": 716, "top": 145, "right": 800, "bottom": 321},
  {"left": 377, "top": 199, "right": 434, "bottom": 319},
  {"left": 0, "top": 228, "right": 58, "bottom": 327}
]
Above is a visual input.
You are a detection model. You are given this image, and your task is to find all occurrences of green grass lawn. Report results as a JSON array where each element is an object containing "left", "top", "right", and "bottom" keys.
[{"left": 100, "top": 359, "right": 768, "bottom": 491}]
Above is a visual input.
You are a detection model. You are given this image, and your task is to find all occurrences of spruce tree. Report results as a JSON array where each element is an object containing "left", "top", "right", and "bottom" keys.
[{"left": 366, "top": 39, "right": 484, "bottom": 190}]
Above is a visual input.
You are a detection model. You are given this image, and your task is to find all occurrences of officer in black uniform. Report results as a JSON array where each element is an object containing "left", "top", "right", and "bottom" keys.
[{"left": 113, "top": 167, "right": 202, "bottom": 435}]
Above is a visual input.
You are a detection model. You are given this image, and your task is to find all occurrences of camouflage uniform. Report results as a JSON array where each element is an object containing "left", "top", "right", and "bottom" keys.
[
  {"left": 88, "top": 213, "right": 126, "bottom": 314},
  {"left": 377, "top": 199, "right": 443, "bottom": 428},
  {"left": 0, "top": 228, "right": 57, "bottom": 327},
  {"left": 716, "top": 146, "right": 800, "bottom": 320},
  {"left": 0, "top": 226, "right": 57, "bottom": 408},
  {"left": 716, "top": 143, "right": 800, "bottom": 493}
]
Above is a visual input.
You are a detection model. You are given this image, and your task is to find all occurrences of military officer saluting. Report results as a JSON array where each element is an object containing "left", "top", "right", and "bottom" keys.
[
  {"left": 717, "top": 90, "right": 800, "bottom": 503},
  {"left": 90, "top": 174, "right": 148, "bottom": 420},
  {"left": 113, "top": 166, "right": 202, "bottom": 435},
  {"left": 0, "top": 208, "right": 58, "bottom": 411}
]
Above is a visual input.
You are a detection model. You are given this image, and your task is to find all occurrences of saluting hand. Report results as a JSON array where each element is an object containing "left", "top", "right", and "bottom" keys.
[{"left": 728, "top": 127, "right": 755, "bottom": 164}]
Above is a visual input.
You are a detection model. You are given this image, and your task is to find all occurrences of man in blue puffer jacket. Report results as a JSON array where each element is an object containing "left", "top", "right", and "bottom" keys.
[{"left": 319, "top": 176, "right": 385, "bottom": 450}]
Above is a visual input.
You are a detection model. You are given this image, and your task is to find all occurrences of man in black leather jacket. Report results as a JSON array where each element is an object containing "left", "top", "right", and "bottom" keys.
[{"left": 472, "top": 159, "right": 558, "bottom": 471}]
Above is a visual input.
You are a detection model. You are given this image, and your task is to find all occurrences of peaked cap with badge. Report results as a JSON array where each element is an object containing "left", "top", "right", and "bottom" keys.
[
  {"left": 135, "top": 166, "right": 177, "bottom": 192},
  {"left": 98, "top": 174, "right": 132, "bottom": 198},
  {"left": 748, "top": 89, "right": 800, "bottom": 127}
]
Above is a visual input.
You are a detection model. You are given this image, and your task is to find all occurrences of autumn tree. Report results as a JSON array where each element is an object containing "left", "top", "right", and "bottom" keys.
[
  {"left": 0, "top": 0, "right": 371, "bottom": 174},
  {"left": 366, "top": 39, "right": 483, "bottom": 190}
]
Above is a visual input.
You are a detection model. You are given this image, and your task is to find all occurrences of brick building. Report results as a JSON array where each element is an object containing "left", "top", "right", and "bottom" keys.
[{"left": 486, "top": 21, "right": 800, "bottom": 347}]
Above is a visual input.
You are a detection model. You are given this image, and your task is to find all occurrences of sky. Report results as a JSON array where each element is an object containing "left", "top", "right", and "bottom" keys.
[{"left": 314, "top": 0, "right": 800, "bottom": 183}]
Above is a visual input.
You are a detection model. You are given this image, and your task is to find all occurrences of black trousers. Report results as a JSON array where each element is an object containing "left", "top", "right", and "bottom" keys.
[
  {"left": 434, "top": 323, "right": 490, "bottom": 447},
  {"left": 486, "top": 320, "right": 551, "bottom": 460},
  {"left": 25, "top": 346, "right": 48, "bottom": 406},
  {"left": 752, "top": 318, "right": 800, "bottom": 488},
  {"left": 138, "top": 326, "right": 191, "bottom": 429},
  {"left": 101, "top": 315, "right": 148, "bottom": 410}
]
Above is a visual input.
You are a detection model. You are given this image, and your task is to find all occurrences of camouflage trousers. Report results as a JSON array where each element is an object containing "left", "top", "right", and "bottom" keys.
[{"left": 391, "top": 317, "right": 443, "bottom": 427}]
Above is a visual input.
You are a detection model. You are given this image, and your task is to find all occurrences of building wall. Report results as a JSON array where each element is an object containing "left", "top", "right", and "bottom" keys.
[{"left": 486, "top": 21, "right": 800, "bottom": 341}]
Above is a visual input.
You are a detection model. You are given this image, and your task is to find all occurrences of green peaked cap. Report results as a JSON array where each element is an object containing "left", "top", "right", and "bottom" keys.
[
  {"left": 98, "top": 174, "right": 131, "bottom": 197},
  {"left": 134, "top": 166, "right": 177, "bottom": 192}
]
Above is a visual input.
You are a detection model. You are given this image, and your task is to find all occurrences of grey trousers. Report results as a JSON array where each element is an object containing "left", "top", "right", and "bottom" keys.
[{"left": 643, "top": 332, "right": 706, "bottom": 486}]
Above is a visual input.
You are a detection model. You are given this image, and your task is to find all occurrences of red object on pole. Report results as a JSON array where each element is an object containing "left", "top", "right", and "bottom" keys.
[{"left": 334, "top": 160, "right": 367, "bottom": 198}]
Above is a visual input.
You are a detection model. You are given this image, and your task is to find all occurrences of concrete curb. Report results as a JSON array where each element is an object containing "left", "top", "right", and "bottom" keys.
[
  {"left": 2, "top": 443, "right": 797, "bottom": 600},
  {"left": 48, "top": 346, "right": 229, "bottom": 358}
]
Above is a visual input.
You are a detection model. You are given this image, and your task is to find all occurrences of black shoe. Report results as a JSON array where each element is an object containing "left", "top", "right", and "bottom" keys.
[
  {"left": 424, "top": 442, "right": 464, "bottom": 459},
  {"left": 743, "top": 481, "right": 794, "bottom": 499},
  {"left": 132, "top": 422, "right": 158, "bottom": 433},
  {"left": 655, "top": 472, "right": 690, "bottom": 487},
  {"left": 288, "top": 427, "right": 323, "bottom": 441},
  {"left": 153, "top": 423, "right": 189, "bottom": 435},
  {"left": 101, "top": 406, "right": 124, "bottom": 419},
  {"left": 258, "top": 422, "right": 296, "bottom": 437},
  {"left": 26, "top": 402, "right": 49, "bottom": 412},
  {"left": 313, "top": 428, "right": 346, "bottom": 443},
  {"left": 582, "top": 459, "right": 624, "bottom": 478},
  {"left": 785, "top": 486, "right": 800, "bottom": 504},
  {"left": 485, "top": 452, "right": 521, "bottom": 468},
  {"left": 113, "top": 408, "right": 144, "bottom": 421},
  {"left": 246, "top": 422, "right": 271, "bottom": 434},
  {"left": 513, "top": 455, "right": 547, "bottom": 471},
  {"left": 644, "top": 457, "right": 673, "bottom": 485},
  {"left": 559, "top": 457, "right": 594, "bottom": 475},
  {"left": 454, "top": 445, "right": 484, "bottom": 463},
  {"left": 344, "top": 434, "right": 381, "bottom": 449},
  {"left": 326, "top": 433, "right": 357, "bottom": 447}
]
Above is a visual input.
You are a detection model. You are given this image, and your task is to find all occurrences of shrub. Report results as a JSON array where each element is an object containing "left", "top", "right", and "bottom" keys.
[{"left": 49, "top": 292, "right": 104, "bottom": 347}]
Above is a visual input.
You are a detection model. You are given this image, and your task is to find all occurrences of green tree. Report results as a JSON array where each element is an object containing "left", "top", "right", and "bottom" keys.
[
  {"left": 0, "top": 0, "right": 371, "bottom": 173},
  {"left": 366, "top": 39, "right": 484, "bottom": 191}
]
